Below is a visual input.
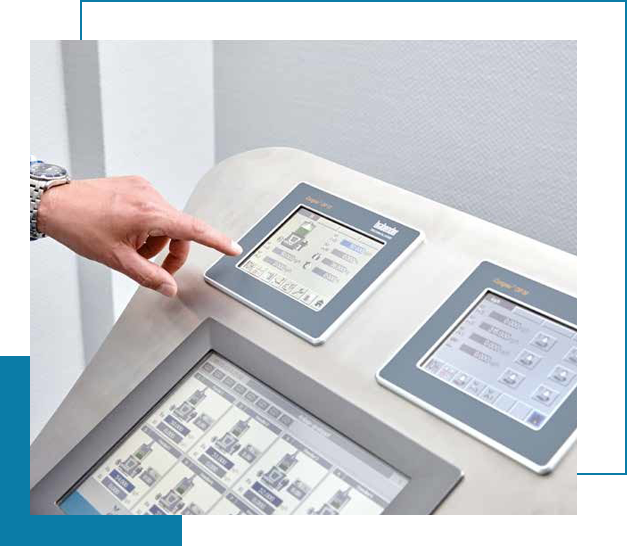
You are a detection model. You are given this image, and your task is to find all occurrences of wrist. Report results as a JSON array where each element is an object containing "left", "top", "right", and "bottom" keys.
[
  {"left": 37, "top": 183, "right": 68, "bottom": 237},
  {"left": 30, "top": 160, "right": 71, "bottom": 240}
]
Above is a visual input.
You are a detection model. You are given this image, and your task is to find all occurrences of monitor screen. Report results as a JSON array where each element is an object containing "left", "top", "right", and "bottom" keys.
[
  {"left": 60, "top": 352, "right": 409, "bottom": 515},
  {"left": 420, "top": 291, "right": 577, "bottom": 430},
  {"left": 237, "top": 207, "right": 384, "bottom": 311}
]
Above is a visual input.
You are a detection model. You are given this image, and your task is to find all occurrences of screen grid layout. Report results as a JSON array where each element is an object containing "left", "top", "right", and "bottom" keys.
[
  {"left": 59, "top": 353, "right": 408, "bottom": 515},
  {"left": 421, "top": 292, "right": 577, "bottom": 430},
  {"left": 238, "top": 207, "right": 384, "bottom": 311}
]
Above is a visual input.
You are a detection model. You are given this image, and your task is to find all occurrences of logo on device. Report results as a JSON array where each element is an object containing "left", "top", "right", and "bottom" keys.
[{"left": 373, "top": 220, "right": 399, "bottom": 237}]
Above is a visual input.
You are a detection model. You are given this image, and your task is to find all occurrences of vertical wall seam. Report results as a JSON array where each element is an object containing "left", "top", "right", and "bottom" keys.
[{"left": 61, "top": 40, "right": 115, "bottom": 367}]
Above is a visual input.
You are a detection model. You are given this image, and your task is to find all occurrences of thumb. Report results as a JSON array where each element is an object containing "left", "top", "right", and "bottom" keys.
[{"left": 117, "top": 247, "right": 178, "bottom": 297}]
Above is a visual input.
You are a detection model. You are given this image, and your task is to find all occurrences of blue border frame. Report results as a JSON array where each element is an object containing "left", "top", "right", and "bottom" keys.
[{"left": 65, "top": 26, "right": 627, "bottom": 476}]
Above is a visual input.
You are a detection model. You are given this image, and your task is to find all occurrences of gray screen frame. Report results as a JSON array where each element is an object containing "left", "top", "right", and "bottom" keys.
[
  {"left": 204, "top": 182, "right": 424, "bottom": 344},
  {"left": 376, "top": 261, "right": 577, "bottom": 474},
  {"left": 31, "top": 318, "right": 462, "bottom": 515}
]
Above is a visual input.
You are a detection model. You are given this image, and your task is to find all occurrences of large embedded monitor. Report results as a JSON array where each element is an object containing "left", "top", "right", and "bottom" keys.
[
  {"left": 205, "top": 182, "right": 424, "bottom": 344},
  {"left": 31, "top": 319, "right": 463, "bottom": 515},
  {"left": 377, "top": 261, "right": 577, "bottom": 474},
  {"left": 60, "top": 353, "right": 409, "bottom": 515}
]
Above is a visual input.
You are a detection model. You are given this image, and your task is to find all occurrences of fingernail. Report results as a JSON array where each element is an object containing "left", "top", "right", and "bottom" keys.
[
  {"left": 157, "top": 283, "right": 177, "bottom": 297},
  {"left": 231, "top": 241, "right": 243, "bottom": 255}
]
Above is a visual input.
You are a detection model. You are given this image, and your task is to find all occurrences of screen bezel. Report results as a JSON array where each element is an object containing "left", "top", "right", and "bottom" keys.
[
  {"left": 31, "top": 319, "right": 463, "bottom": 515},
  {"left": 204, "top": 182, "right": 423, "bottom": 344},
  {"left": 58, "top": 350, "right": 409, "bottom": 515},
  {"left": 376, "top": 261, "right": 577, "bottom": 474}
]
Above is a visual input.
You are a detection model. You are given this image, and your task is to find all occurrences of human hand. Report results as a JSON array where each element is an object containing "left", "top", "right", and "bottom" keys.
[{"left": 37, "top": 176, "right": 242, "bottom": 297}]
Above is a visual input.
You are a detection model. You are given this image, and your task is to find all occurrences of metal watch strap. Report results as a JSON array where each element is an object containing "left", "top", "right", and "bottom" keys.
[{"left": 30, "top": 178, "right": 47, "bottom": 241}]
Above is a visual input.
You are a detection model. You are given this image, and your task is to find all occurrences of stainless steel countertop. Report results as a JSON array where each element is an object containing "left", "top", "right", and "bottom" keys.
[{"left": 30, "top": 147, "right": 576, "bottom": 514}]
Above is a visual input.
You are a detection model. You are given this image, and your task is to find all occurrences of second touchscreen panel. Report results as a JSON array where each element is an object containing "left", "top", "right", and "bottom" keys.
[{"left": 420, "top": 291, "right": 577, "bottom": 431}]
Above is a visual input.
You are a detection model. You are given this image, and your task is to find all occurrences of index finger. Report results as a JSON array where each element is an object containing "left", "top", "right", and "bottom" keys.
[{"left": 160, "top": 210, "right": 242, "bottom": 256}]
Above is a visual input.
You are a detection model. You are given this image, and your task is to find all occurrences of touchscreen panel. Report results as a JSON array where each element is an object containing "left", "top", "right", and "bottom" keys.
[
  {"left": 420, "top": 292, "right": 577, "bottom": 431},
  {"left": 60, "top": 352, "right": 409, "bottom": 515},
  {"left": 238, "top": 207, "right": 384, "bottom": 311}
]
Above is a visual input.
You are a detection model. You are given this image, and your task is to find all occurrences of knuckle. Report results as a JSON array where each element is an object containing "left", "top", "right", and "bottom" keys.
[
  {"left": 107, "top": 247, "right": 125, "bottom": 273},
  {"left": 167, "top": 257, "right": 185, "bottom": 272},
  {"left": 173, "top": 252, "right": 187, "bottom": 267},
  {"left": 128, "top": 175, "right": 150, "bottom": 188},
  {"left": 108, "top": 246, "right": 159, "bottom": 289},
  {"left": 190, "top": 217, "right": 206, "bottom": 239},
  {"left": 137, "top": 268, "right": 159, "bottom": 289},
  {"left": 135, "top": 200, "right": 163, "bottom": 223}
]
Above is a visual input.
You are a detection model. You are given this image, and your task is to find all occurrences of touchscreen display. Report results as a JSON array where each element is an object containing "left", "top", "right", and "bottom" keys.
[
  {"left": 238, "top": 207, "right": 384, "bottom": 311},
  {"left": 420, "top": 292, "right": 577, "bottom": 431},
  {"left": 60, "top": 352, "right": 409, "bottom": 515}
]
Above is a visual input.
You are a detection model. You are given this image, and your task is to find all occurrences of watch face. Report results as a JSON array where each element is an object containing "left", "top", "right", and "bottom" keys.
[{"left": 30, "top": 162, "right": 67, "bottom": 181}]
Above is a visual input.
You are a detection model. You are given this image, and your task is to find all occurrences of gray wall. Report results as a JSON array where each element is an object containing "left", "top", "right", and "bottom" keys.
[{"left": 215, "top": 41, "right": 577, "bottom": 254}]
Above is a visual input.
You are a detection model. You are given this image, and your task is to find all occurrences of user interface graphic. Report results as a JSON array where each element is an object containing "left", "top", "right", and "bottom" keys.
[
  {"left": 238, "top": 207, "right": 384, "bottom": 311},
  {"left": 421, "top": 292, "right": 577, "bottom": 431},
  {"left": 60, "top": 353, "right": 408, "bottom": 515}
]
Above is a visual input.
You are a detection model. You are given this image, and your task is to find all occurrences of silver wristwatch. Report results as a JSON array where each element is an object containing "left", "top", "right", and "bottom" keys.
[{"left": 30, "top": 161, "right": 71, "bottom": 240}]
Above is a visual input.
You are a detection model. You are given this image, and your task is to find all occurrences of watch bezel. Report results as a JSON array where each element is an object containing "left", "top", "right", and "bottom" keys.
[{"left": 30, "top": 162, "right": 69, "bottom": 183}]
